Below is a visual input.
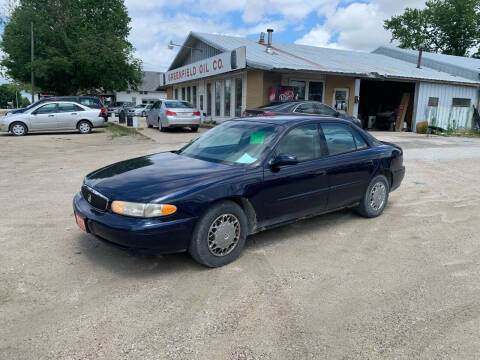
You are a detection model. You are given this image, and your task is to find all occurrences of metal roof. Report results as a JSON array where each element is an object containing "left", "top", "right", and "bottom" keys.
[
  {"left": 176, "top": 32, "right": 479, "bottom": 86},
  {"left": 373, "top": 46, "right": 480, "bottom": 82}
]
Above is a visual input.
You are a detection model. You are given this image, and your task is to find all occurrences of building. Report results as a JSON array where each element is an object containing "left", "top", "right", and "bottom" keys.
[
  {"left": 115, "top": 71, "right": 167, "bottom": 105},
  {"left": 373, "top": 46, "right": 480, "bottom": 130},
  {"left": 165, "top": 31, "right": 480, "bottom": 131}
]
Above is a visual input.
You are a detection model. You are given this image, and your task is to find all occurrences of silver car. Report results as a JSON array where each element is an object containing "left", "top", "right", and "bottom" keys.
[
  {"left": 133, "top": 104, "right": 152, "bottom": 117},
  {"left": 146, "top": 100, "right": 201, "bottom": 132},
  {"left": 0, "top": 101, "right": 105, "bottom": 136}
]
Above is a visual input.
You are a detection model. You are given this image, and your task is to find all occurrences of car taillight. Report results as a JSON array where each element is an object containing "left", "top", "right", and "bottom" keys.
[
  {"left": 166, "top": 110, "right": 176, "bottom": 116},
  {"left": 98, "top": 111, "right": 103, "bottom": 117},
  {"left": 101, "top": 107, "right": 106, "bottom": 113},
  {"left": 192, "top": 111, "right": 201, "bottom": 116}
]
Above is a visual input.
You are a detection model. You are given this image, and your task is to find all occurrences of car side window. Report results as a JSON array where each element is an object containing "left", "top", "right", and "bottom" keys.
[
  {"left": 321, "top": 123, "right": 357, "bottom": 156},
  {"left": 351, "top": 128, "right": 369, "bottom": 150},
  {"left": 57, "top": 103, "right": 83, "bottom": 112},
  {"left": 316, "top": 104, "right": 337, "bottom": 116},
  {"left": 276, "top": 123, "right": 321, "bottom": 162},
  {"left": 34, "top": 103, "right": 57, "bottom": 114},
  {"left": 294, "top": 103, "right": 317, "bottom": 114}
]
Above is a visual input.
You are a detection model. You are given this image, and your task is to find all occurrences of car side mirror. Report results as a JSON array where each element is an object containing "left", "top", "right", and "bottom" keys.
[{"left": 269, "top": 154, "right": 298, "bottom": 167}]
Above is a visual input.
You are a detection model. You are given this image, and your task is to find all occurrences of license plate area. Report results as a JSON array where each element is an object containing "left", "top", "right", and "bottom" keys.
[{"left": 75, "top": 212, "right": 87, "bottom": 233}]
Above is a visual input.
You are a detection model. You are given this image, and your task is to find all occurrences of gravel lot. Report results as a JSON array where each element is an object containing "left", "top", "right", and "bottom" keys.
[{"left": 1, "top": 125, "right": 480, "bottom": 359}]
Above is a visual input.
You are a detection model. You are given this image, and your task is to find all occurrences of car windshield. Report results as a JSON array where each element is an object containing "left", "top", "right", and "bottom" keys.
[
  {"left": 165, "top": 101, "right": 193, "bottom": 109},
  {"left": 179, "top": 121, "right": 279, "bottom": 166}
]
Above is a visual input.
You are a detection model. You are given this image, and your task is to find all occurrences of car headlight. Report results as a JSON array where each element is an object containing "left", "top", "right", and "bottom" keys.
[{"left": 111, "top": 201, "right": 177, "bottom": 218}]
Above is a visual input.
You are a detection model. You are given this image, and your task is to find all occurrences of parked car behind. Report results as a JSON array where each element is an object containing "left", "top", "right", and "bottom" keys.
[
  {"left": 6, "top": 96, "right": 107, "bottom": 121},
  {"left": 0, "top": 101, "right": 105, "bottom": 136},
  {"left": 74, "top": 116, "right": 405, "bottom": 267},
  {"left": 107, "top": 102, "right": 134, "bottom": 117},
  {"left": 245, "top": 101, "right": 362, "bottom": 127},
  {"left": 147, "top": 100, "right": 201, "bottom": 132},
  {"left": 133, "top": 104, "right": 152, "bottom": 117}
]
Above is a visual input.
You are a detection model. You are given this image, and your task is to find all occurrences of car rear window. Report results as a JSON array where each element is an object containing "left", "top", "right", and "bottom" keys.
[{"left": 165, "top": 101, "right": 193, "bottom": 109}]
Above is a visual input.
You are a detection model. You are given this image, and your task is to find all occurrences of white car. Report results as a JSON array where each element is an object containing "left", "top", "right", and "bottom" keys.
[
  {"left": 0, "top": 101, "right": 105, "bottom": 136},
  {"left": 133, "top": 104, "right": 152, "bottom": 117}
]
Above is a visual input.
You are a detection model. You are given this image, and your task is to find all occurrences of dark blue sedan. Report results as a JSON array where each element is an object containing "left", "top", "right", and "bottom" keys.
[{"left": 74, "top": 116, "right": 405, "bottom": 267}]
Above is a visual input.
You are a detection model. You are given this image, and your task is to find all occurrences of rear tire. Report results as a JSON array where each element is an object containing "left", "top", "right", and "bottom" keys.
[
  {"left": 78, "top": 120, "right": 92, "bottom": 134},
  {"left": 190, "top": 126, "right": 199, "bottom": 132},
  {"left": 189, "top": 201, "right": 248, "bottom": 267},
  {"left": 357, "top": 174, "right": 390, "bottom": 218},
  {"left": 10, "top": 122, "right": 27, "bottom": 136}
]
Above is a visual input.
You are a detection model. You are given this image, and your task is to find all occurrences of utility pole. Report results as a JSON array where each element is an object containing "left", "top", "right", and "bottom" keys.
[{"left": 30, "top": 22, "right": 34, "bottom": 103}]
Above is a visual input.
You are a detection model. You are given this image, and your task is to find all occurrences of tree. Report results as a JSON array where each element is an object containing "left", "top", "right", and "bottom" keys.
[
  {"left": 0, "top": 83, "right": 30, "bottom": 108},
  {"left": 384, "top": 0, "right": 480, "bottom": 57},
  {"left": 1, "top": 0, "right": 143, "bottom": 95}
]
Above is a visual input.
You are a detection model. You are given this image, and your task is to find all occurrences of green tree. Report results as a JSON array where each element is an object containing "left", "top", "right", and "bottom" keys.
[
  {"left": 1, "top": 0, "right": 142, "bottom": 95},
  {"left": 384, "top": 0, "right": 480, "bottom": 57}
]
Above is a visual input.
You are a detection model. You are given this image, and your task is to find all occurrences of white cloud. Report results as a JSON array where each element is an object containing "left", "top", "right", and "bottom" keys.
[{"left": 296, "top": 0, "right": 426, "bottom": 51}]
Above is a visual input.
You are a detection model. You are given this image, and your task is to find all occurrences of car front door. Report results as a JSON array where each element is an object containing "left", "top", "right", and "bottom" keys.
[
  {"left": 29, "top": 103, "right": 58, "bottom": 130},
  {"left": 257, "top": 123, "right": 329, "bottom": 226},
  {"left": 319, "top": 122, "right": 375, "bottom": 210},
  {"left": 56, "top": 103, "right": 82, "bottom": 129}
]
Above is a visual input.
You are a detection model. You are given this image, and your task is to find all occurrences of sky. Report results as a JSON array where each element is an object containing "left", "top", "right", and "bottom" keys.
[{"left": 126, "top": 0, "right": 426, "bottom": 72}]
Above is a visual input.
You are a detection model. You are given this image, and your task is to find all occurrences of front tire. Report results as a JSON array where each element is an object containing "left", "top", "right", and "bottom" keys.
[
  {"left": 189, "top": 201, "right": 248, "bottom": 267},
  {"left": 357, "top": 174, "right": 390, "bottom": 218},
  {"left": 10, "top": 122, "right": 28, "bottom": 136},
  {"left": 78, "top": 120, "right": 92, "bottom": 134}
]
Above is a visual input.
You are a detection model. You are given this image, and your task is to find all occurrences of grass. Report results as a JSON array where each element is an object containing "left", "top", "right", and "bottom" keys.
[{"left": 104, "top": 122, "right": 141, "bottom": 138}]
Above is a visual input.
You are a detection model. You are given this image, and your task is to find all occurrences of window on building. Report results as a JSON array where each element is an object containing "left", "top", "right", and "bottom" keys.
[
  {"left": 276, "top": 124, "right": 321, "bottom": 162},
  {"left": 321, "top": 123, "right": 357, "bottom": 156},
  {"left": 308, "top": 81, "right": 323, "bottom": 101},
  {"left": 199, "top": 94, "right": 204, "bottom": 111},
  {"left": 428, "top": 97, "right": 439, "bottom": 107},
  {"left": 181, "top": 88, "right": 185, "bottom": 100},
  {"left": 290, "top": 80, "right": 306, "bottom": 100},
  {"left": 206, "top": 83, "right": 212, "bottom": 116},
  {"left": 215, "top": 80, "right": 221, "bottom": 116},
  {"left": 452, "top": 98, "right": 470, "bottom": 107},
  {"left": 224, "top": 79, "right": 231, "bottom": 117},
  {"left": 174, "top": 88, "right": 178, "bottom": 100},
  {"left": 235, "top": 78, "right": 242, "bottom": 117},
  {"left": 192, "top": 86, "right": 197, "bottom": 108},
  {"left": 187, "top": 87, "right": 191, "bottom": 103}
]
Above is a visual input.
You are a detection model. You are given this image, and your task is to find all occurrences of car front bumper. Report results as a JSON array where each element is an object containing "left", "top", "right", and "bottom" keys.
[{"left": 73, "top": 192, "right": 196, "bottom": 253}]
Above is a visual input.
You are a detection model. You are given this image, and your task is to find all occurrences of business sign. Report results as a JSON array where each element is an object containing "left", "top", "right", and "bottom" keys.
[{"left": 165, "top": 46, "right": 246, "bottom": 85}]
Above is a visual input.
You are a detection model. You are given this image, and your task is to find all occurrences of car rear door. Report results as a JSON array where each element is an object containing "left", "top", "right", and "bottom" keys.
[
  {"left": 29, "top": 103, "right": 58, "bottom": 130},
  {"left": 257, "top": 123, "right": 329, "bottom": 226},
  {"left": 56, "top": 103, "right": 82, "bottom": 129},
  {"left": 319, "top": 122, "right": 375, "bottom": 210}
]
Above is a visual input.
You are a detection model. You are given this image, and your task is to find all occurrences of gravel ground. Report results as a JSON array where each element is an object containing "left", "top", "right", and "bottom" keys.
[{"left": 1, "top": 127, "right": 480, "bottom": 359}]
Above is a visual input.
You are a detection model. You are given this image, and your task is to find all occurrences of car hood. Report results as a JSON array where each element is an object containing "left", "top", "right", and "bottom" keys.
[{"left": 85, "top": 151, "right": 242, "bottom": 202}]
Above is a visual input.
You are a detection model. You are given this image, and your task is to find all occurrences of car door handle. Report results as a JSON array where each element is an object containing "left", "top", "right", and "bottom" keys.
[
  {"left": 48, "top": 114, "right": 55, "bottom": 117},
  {"left": 70, "top": 113, "right": 77, "bottom": 115},
  {"left": 315, "top": 170, "right": 327, "bottom": 176},
  {"left": 364, "top": 160, "right": 374, "bottom": 166}
]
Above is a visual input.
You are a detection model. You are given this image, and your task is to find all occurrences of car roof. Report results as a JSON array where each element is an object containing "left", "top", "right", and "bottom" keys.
[{"left": 231, "top": 115, "right": 349, "bottom": 125}]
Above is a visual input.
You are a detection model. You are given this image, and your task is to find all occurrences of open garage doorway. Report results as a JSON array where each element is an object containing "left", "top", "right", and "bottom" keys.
[{"left": 358, "top": 80, "right": 416, "bottom": 131}]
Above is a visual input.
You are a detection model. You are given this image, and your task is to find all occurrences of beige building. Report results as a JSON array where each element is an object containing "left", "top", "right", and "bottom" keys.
[{"left": 165, "top": 31, "right": 480, "bottom": 131}]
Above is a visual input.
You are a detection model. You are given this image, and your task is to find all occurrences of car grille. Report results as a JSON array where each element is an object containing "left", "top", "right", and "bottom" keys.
[{"left": 81, "top": 185, "right": 109, "bottom": 211}]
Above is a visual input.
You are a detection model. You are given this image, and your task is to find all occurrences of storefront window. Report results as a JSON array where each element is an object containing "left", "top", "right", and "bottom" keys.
[
  {"left": 181, "top": 87, "right": 185, "bottom": 100},
  {"left": 174, "top": 88, "right": 178, "bottom": 100},
  {"left": 308, "top": 81, "right": 323, "bottom": 102},
  {"left": 206, "top": 83, "right": 212, "bottom": 116},
  {"left": 224, "top": 79, "right": 231, "bottom": 117},
  {"left": 235, "top": 78, "right": 242, "bottom": 117},
  {"left": 290, "top": 80, "right": 305, "bottom": 100},
  {"left": 187, "top": 86, "right": 191, "bottom": 103},
  {"left": 192, "top": 86, "right": 197, "bottom": 108},
  {"left": 199, "top": 94, "right": 203, "bottom": 111},
  {"left": 215, "top": 81, "right": 221, "bottom": 117}
]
